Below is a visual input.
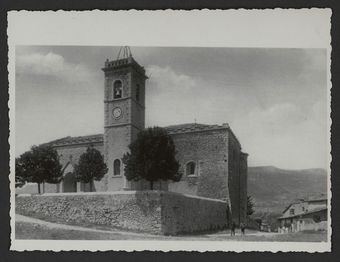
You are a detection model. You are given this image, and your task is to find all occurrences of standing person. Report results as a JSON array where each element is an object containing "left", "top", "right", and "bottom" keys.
[
  {"left": 230, "top": 222, "right": 236, "bottom": 236},
  {"left": 240, "top": 222, "right": 246, "bottom": 235}
]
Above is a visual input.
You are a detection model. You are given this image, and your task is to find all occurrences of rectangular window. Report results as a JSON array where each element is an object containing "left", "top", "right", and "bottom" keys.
[{"left": 136, "top": 84, "right": 140, "bottom": 101}]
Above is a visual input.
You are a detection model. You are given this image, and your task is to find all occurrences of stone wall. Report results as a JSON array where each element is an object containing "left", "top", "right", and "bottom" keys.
[
  {"left": 160, "top": 192, "right": 228, "bottom": 235},
  {"left": 15, "top": 191, "right": 228, "bottom": 235},
  {"left": 239, "top": 152, "right": 248, "bottom": 224},
  {"left": 55, "top": 143, "right": 106, "bottom": 192},
  {"left": 169, "top": 129, "right": 229, "bottom": 200},
  {"left": 130, "top": 68, "right": 146, "bottom": 130},
  {"left": 228, "top": 132, "right": 242, "bottom": 225},
  {"left": 56, "top": 143, "right": 103, "bottom": 169}
]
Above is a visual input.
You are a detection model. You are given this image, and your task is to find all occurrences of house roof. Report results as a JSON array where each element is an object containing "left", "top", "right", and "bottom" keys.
[
  {"left": 45, "top": 123, "right": 236, "bottom": 148},
  {"left": 281, "top": 197, "right": 328, "bottom": 214},
  {"left": 278, "top": 206, "right": 327, "bottom": 220},
  {"left": 305, "top": 197, "right": 328, "bottom": 203}
]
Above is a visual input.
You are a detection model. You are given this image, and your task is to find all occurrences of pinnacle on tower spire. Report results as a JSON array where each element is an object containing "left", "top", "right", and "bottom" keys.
[{"left": 116, "top": 46, "right": 132, "bottom": 60}]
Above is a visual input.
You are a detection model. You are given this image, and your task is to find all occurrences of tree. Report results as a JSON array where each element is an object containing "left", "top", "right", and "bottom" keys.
[
  {"left": 74, "top": 147, "right": 108, "bottom": 192},
  {"left": 15, "top": 158, "right": 25, "bottom": 188},
  {"left": 15, "top": 145, "right": 63, "bottom": 193},
  {"left": 247, "top": 195, "right": 255, "bottom": 216},
  {"left": 122, "top": 127, "right": 181, "bottom": 190}
]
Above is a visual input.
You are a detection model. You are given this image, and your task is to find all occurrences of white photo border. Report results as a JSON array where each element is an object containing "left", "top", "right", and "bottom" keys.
[{"left": 8, "top": 9, "right": 332, "bottom": 252}]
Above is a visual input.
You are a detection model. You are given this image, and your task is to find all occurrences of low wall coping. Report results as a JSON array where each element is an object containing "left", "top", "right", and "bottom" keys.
[{"left": 16, "top": 190, "right": 227, "bottom": 203}]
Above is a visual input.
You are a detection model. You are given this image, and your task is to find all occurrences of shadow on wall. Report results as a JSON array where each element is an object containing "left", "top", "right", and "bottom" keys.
[
  {"left": 197, "top": 172, "right": 228, "bottom": 199},
  {"left": 134, "top": 190, "right": 229, "bottom": 235}
]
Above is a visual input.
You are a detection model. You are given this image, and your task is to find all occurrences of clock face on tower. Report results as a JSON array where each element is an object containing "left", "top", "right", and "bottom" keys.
[{"left": 112, "top": 107, "right": 122, "bottom": 119}]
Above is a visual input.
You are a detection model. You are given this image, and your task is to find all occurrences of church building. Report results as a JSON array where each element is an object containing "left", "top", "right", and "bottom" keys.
[{"left": 22, "top": 50, "right": 249, "bottom": 224}]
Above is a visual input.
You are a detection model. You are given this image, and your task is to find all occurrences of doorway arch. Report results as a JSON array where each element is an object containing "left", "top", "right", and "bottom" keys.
[{"left": 63, "top": 172, "right": 77, "bottom": 192}]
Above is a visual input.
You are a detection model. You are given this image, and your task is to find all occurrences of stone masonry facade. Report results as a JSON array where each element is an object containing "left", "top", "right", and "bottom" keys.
[{"left": 38, "top": 123, "right": 248, "bottom": 225}]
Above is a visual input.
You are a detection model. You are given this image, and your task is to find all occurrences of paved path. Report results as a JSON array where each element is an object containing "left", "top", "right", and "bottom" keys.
[{"left": 16, "top": 214, "right": 279, "bottom": 240}]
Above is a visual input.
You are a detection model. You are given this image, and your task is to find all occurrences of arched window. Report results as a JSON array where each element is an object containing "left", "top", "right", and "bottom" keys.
[
  {"left": 113, "top": 159, "right": 121, "bottom": 176},
  {"left": 136, "top": 84, "right": 140, "bottom": 102},
  {"left": 113, "top": 80, "right": 122, "bottom": 99},
  {"left": 186, "top": 161, "right": 196, "bottom": 176}
]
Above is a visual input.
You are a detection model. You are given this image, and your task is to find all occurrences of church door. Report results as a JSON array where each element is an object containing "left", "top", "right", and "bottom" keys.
[{"left": 63, "top": 172, "right": 77, "bottom": 192}]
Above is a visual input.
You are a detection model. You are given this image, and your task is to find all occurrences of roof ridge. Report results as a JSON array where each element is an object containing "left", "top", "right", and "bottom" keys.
[
  {"left": 47, "top": 123, "right": 231, "bottom": 146},
  {"left": 46, "top": 133, "right": 104, "bottom": 147}
]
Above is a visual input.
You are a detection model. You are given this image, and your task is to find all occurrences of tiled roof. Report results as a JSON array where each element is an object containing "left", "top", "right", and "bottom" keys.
[
  {"left": 305, "top": 197, "right": 328, "bottom": 203},
  {"left": 278, "top": 206, "right": 327, "bottom": 220},
  {"left": 281, "top": 197, "right": 328, "bottom": 214},
  {"left": 164, "top": 123, "right": 229, "bottom": 135},
  {"left": 47, "top": 134, "right": 104, "bottom": 147},
  {"left": 47, "top": 123, "right": 230, "bottom": 147}
]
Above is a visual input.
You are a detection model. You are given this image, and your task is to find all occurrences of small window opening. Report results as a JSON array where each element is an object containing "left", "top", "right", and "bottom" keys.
[
  {"left": 114, "top": 159, "right": 121, "bottom": 176},
  {"left": 136, "top": 84, "right": 140, "bottom": 102},
  {"left": 186, "top": 161, "right": 196, "bottom": 176}
]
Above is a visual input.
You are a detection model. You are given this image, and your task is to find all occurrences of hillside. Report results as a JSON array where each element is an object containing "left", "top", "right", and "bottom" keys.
[{"left": 248, "top": 166, "right": 327, "bottom": 214}]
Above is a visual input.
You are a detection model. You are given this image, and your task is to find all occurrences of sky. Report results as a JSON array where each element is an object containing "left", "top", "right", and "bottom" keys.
[{"left": 15, "top": 46, "right": 328, "bottom": 169}]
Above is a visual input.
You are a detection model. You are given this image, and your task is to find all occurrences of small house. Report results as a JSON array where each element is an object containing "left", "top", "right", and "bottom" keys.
[{"left": 277, "top": 197, "right": 327, "bottom": 233}]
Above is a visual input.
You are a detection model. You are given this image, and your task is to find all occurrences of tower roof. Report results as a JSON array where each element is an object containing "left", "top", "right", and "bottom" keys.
[
  {"left": 116, "top": 46, "right": 132, "bottom": 60},
  {"left": 102, "top": 46, "right": 147, "bottom": 77}
]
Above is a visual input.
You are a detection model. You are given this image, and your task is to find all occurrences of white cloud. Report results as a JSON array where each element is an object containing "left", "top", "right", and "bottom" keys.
[
  {"left": 146, "top": 65, "right": 196, "bottom": 92},
  {"left": 14, "top": 47, "right": 328, "bottom": 170},
  {"left": 145, "top": 65, "right": 249, "bottom": 127},
  {"left": 251, "top": 103, "right": 305, "bottom": 133},
  {"left": 145, "top": 65, "right": 218, "bottom": 127},
  {"left": 16, "top": 52, "right": 93, "bottom": 83}
]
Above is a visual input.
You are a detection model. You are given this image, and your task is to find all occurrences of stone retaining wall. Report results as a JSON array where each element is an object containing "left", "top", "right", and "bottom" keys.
[
  {"left": 160, "top": 192, "right": 228, "bottom": 235},
  {"left": 16, "top": 191, "right": 228, "bottom": 235}
]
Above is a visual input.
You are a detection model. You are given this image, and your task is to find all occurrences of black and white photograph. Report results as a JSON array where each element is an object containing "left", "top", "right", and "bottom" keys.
[{"left": 8, "top": 10, "right": 332, "bottom": 252}]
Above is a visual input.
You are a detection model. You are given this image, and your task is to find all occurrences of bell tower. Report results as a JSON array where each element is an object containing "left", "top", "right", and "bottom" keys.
[{"left": 102, "top": 47, "right": 147, "bottom": 191}]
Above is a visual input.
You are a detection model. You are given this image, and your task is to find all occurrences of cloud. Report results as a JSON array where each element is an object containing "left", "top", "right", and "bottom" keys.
[
  {"left": 251, "top": 103, "right": 306, "bottom": 133},
  {"left": 146, "top": 65, "right": 196, "bottom": 92},
  {"left": 16, "top": 52, "right": 94, "bottom": 83},
  {"left": 145, "top": 65, "right": 198, "bottom": 126},
  {"left": 146, "top": 65, "right": 226, "bottom": 127},
  {"left": 14, "top": 47, "right": 328, "bottom": 169},
  {"left": 145, "top": 64, "right": 252, "bottom": 127}
]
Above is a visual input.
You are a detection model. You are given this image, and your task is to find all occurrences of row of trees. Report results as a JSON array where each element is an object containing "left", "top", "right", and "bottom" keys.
[
  {"left": 16, "top": 127, "right": 182, "bottom": 192},
  {"left": 15, "top": 145, "right": 108, "bottom": 193}
]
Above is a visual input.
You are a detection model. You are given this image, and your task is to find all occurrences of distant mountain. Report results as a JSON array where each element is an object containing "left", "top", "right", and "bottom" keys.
[{"left": 248, "top": 166, "right": 327, "bottom": 214}]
